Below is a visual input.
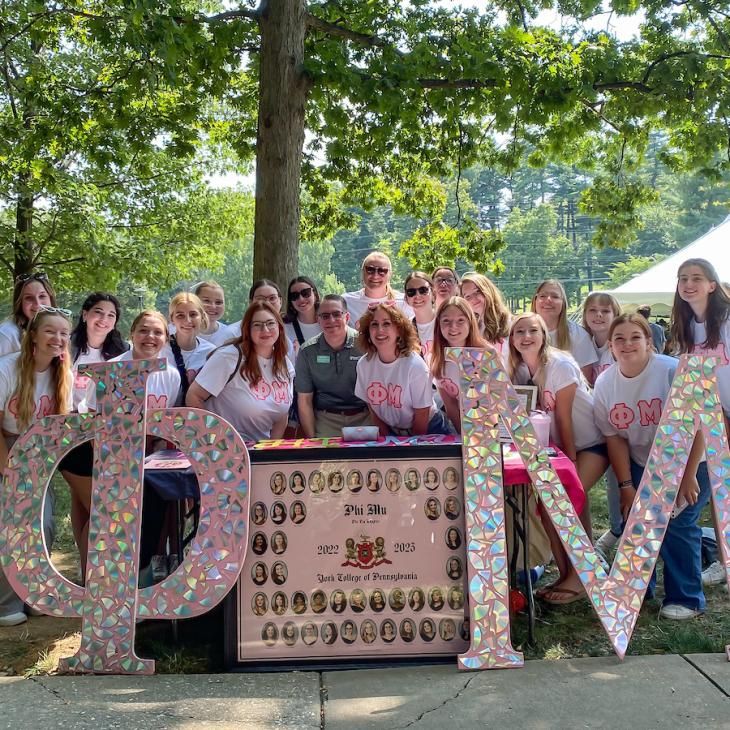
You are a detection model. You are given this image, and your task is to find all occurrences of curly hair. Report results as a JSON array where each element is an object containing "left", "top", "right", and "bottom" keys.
[
  {"left": 356, "top": 303, "right": 420, "bottom": 359},
  {"left": 70, "top": 292, "right": 127, "bottom": 362}
]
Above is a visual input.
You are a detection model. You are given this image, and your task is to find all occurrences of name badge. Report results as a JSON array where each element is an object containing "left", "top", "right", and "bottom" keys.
[{"left": 316, "top": 355, "right": 331, "bottom": 364}]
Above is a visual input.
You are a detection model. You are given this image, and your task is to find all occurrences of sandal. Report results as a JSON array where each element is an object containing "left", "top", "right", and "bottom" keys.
[
  {"left": 541, "top": 586, "right": 586, "bottom": 605},
  {"left": 534, "top": 580, "right": 562, "bottom": 598}
]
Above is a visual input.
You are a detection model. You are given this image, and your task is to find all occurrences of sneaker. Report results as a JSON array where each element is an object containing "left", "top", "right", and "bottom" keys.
[
  {"left": 702, "top": 560, "right": 726, "bottom": 586},
  {"left": 0, "top": 611, "right": 28, "bottom": 627},
  {"left": 659, "top": 604, "right": 703, "bottom": 620},
  {"left": 150, "top": 555, "right": 168, "bottom": 583},
  {"left": 594, "top": 530, "right": 619, "bottom": 566}
]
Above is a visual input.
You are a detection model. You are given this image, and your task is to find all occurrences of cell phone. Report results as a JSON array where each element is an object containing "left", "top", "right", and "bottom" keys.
[{"left": 671, "top": 497, "right": 688, "bottom": 519}]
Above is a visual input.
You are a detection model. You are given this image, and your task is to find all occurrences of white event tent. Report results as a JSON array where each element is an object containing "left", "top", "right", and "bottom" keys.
[{"left": 601, "top": 215, "right": 730, "bottom": 315}]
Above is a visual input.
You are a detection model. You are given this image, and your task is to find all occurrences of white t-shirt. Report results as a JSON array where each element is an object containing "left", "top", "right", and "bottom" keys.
[
  {"left": 198, "top": 321, "right": 236, "bottom": 347},
  {"left": 434, "top": 359, "right": 461, "bottom": 400},
  {"left": 415, "top": 319, "right": 435, "bottom": 362},
  {"left": 73, "top": 346, "right": 104, "bottom": 412},
  {"left": 193, "top": 345, "right": 294, "bottom": 441},
  {"left": 0, "top": 320, "right": 22, "bottom": 358},
  {"left": 593, "top": 354, "right": 677, "bottom": 467},
  {"left": 86, "top": 350, "right": 181, "bottom": 411},
  {"left": 343, "top": 289, "right": 414, "bottom": 328},
  {"left": 355, "top": 352, "right": 435, "bottom": 431},
  {"left": 162, "top": 337, "right": 216, "bottom": 383},
  {"left": 514, "top": 351, "right": 602, "bottom": 451},
  {"left": 592, "top": 339, "right": 614, "bottom": 383},
  {"left": 690, "top": 318, "right": 730, "bottom": 414},
  {"left": 284, "top": 320, "right": 322, "bottom": 358},
  {"left": 549, "top": 320, "right": 598, "bottom": 369},
  {"left": 0, "top": 352, "right": 67, "bottom": 435}
]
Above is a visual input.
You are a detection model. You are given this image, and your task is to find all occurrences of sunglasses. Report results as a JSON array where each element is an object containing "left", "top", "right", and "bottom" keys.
[
  {"left": 406, "top": 286, "right": 430, "bottom": 297},
  {"left": 15, "top": 271, "right": 49, "bottom": 285},
  {"left": 434, "top": 276, "right": 456, "bottom": 285},
  {"left": 33, "top": 305, "right": 72, "bottom": 319},
  {"left": 290, "top": 287, "right": 313, "bottom": 301},
  {"left": 364, "top": 265, "right": 389, "bottom": 276}
]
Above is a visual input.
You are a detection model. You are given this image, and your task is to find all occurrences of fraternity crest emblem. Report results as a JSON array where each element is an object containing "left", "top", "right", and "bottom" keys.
[{"left": 341, "top": 535, "right": 393, "bottom": 569}]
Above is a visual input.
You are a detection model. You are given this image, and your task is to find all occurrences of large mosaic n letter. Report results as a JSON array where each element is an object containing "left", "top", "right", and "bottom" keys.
[
  {"left": 0, "top": 360, "right": 250, "bottom": 674},
  {"left": 453, "top": 348, "right": 730, "bottom": 667}
]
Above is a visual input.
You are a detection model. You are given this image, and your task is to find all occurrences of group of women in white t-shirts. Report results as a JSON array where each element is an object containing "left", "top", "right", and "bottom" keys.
[{"left": 0, "top": 256, "right": 728, "bottom": 625}]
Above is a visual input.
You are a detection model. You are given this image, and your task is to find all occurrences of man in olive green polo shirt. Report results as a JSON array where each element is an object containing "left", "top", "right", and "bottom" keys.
[{"left": 295, "top": 295, "right": 372, "bottom": 437}]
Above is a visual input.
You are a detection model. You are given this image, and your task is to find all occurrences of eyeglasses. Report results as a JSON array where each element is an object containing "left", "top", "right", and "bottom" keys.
[
  {"left": 251, "top": 320, "right": 278, "bottom": 331},
  {"left": 318, "top": 310, "right": 345, "bottom": 321},
  {"left": 254, "top": 294, "right": 281, "bottom": 304},
  {"left": 364, "top": 265, "right": 389, "bottom": 276},
  {"left": 434, "top": 276, "right": 456, "bottom": 285},
  {"left": 406, "top": 286, "right": 430, "bottom": 297},
  {"left": 290, "top": 287, "right": 313, "bottom": 301},
  {"left": 33, "top": 305, "right": 72, "bottom": 319},
  {"left": 15, "top": 271, "right": 49, "bottom": 285}
]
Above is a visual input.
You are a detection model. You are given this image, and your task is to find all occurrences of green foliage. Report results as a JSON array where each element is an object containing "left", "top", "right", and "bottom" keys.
[{"left": 605, "top": 255, "right": 663, "bottom": 288}]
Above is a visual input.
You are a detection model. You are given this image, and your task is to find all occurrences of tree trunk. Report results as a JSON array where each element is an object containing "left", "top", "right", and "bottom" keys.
[
  {"left": 253, "top": 0, "right": 309, "bottom": 292},
  {"left": 14, "top": 175, "right": 34, "bottom": 280}
]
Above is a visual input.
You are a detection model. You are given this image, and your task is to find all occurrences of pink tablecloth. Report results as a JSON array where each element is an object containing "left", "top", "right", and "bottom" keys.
[{"left": 502, "top": 445, "right": 586, "bottom": 514}]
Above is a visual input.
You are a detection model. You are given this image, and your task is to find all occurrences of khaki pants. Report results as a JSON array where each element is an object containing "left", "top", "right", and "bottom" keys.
[{"left": 314, "top": 409, "right": 372, "bottom": 438}]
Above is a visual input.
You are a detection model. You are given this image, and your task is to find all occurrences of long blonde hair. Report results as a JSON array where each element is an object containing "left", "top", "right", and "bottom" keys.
[
  {"left": 507, "top": 313, "right": 553, "bottom": 390},
  {"left": 461, "top": 272, "right": 511, "bottom": 343},
  {"left": 531, "top": 279, "right": 570, "bottom": 350},
  {"left": 431, "top": 297, "right": 486, "bottom": 379},
  {"left": 14, "top": 310, "right": 72, "bottom": 431}
]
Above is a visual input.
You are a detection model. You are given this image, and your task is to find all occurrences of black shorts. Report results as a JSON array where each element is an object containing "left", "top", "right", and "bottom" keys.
[{"left": 58, "top": 441, "right": 93, "bottom": 477}]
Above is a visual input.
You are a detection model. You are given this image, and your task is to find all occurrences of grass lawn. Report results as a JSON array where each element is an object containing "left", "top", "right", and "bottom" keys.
[{"left": 1, "top": 475, "right": 727, "bottom": 675}]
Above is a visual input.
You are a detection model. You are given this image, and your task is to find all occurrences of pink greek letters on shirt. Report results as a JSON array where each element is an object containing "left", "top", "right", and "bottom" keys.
[
  {"left": 421, "top": 341, "right": 433, "bottom": 358},
  {"left": 147, "top": 394, "right": 168, "bottom": 409},
  {"left": 366, "top": 381, "right": 403, "bottom": 408},
  {"left": 250, "top": 380, "right": 271, "bottom": 400},
  {"left": 542, "top": 390, "right": 556, "bottom": 412},
  {"left": 637, "top": 398, "right": 662, "bottom": 426},
  {"left": 8, "top": 394, "right": 55, "bottom": 419},
  {"left": 693, "top": 343, "right": 729, "bottom": 366},
  {"left": 609, "top": 402, "right": 635, "bottom": 430},
  {"left": 271, "top": 380, "right": 289, "bottom": 405}
]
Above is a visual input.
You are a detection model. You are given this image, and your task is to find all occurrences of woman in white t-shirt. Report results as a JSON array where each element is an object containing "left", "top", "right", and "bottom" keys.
[
  {"left": 69, "top": 293, "right": 128, "bottom": 411},
  {"left": 165, "top": 292, "right": 215, "bottom": 403},
  {"left": 0, "top": 272, "right": 57, "bottom": 357},
  {"left": 581, "top": 291, "right": 623, "bottom": 560},
  {"left": 283, "top": 276, "right": 322, "bottom": 354},
  {"left": 670, "top": 258, "right": 730, "bottom": 416},
  {"left": 430, "top": 297, "right": 488, "bottom": 433},
  {"left": 594, "top": 313, "right": 709, "bottom": 620},
  {"left": 531, "top": 279, "right": 598, "bottom": 381},
  {"left": 404, "top": 271, "right": 436, "bottom": 362},
  {"left": 354, "top": 303, "right": 449, "bottom": 436},
  {"left": 0, "top": 308, "right": 73, "bottom": 626},
  {"left": 343, "top": 252, "right": 412, "bottom": 327},
  {"left": 509, "top": 312, "right": 608, "bottom": 605},
  {"left": 187, "top": 301, "right": 294, "bottom": 442},
  {"left": 193, "top": 280, "right": 234, "bottom": 346}
]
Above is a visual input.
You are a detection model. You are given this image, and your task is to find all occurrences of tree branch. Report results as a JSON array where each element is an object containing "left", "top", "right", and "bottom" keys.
[
  {"left": 305, "top": 13, "right": 404, "bottom": 55},
  {"left": 37, "top": 256, "right": 85, "bottom": 267}
]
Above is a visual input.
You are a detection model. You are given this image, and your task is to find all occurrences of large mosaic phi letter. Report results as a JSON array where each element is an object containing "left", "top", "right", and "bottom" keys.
[{"left": 0, "top": 360, "right": 250, "bottom": 674}]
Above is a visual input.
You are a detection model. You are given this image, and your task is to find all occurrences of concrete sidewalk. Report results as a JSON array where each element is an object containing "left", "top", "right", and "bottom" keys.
[{"left": 0, "top": 654, "right": 728, "bottom": 729}]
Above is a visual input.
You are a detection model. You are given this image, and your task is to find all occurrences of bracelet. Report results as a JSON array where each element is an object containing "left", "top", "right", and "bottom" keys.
[{"left": 618, "top": 479, "right": 634, "bottom": 489}]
